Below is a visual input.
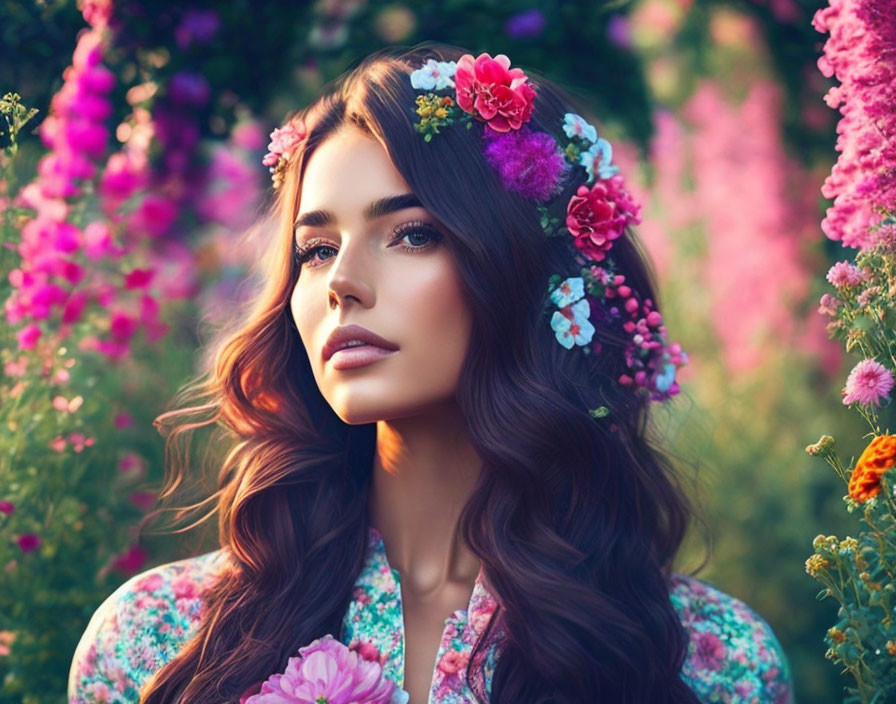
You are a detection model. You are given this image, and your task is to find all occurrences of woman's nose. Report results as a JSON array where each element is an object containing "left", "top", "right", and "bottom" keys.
[{"left": 326, "top": 238, "right": 375, "bottom": 310}]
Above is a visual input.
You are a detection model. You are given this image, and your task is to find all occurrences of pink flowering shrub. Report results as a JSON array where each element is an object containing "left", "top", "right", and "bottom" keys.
[
  {"left": 813, "top": 0, "right": 896, "bottom": 249},
  {"left": 0, "top": 2, "right": 261, "bottom": 699}
]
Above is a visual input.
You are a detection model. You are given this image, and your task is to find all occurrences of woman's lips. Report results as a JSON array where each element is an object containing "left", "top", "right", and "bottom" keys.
[{"left": 329, "top": 344, "right": 398, "bottom": 370}]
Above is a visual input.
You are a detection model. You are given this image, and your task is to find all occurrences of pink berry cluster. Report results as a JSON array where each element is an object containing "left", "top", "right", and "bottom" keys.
[{"left": 591, "top": 266, "right": 688, "bottom": 402}]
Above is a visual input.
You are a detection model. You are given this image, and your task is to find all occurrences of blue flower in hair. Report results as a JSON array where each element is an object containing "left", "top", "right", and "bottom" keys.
[
  {"left": 550, "top": 299, "right": 595, "bottom": 349},
  {"left": 549, "top": 277, "right": 585, "bottom": 308},
  {"left": 579, "top": 137, "right": 619, "bottom": 182},
  {"left": 562, "top": 113, "right": 598, "bottom": 143},
  {"left": 654, "top": 360, "right": 677, "bottom": 393}
]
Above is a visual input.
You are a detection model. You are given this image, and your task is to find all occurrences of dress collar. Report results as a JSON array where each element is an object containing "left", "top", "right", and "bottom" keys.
[{"left": 339, "top": 524, "right": 502, "bottom": 699}]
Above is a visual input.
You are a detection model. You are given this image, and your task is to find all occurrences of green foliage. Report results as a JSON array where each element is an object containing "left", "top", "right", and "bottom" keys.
[{"left": 806, "top": 471, "right": 896, "bottom": 704}]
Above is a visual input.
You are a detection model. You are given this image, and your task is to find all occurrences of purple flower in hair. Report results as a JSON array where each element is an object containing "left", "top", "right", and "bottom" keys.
[{"left": 482, "top": 127, "right": 568, "bottom": 201}]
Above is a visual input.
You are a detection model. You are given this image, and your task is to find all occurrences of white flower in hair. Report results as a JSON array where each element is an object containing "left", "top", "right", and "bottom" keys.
[{"left": 410, "top": 59, "right": 457, "bottom": 91}]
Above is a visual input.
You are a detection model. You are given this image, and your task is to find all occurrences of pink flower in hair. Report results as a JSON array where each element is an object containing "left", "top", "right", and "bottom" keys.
[
  {"left": 263, "top": 119, "right": 308, "bottom": 167},
  {"left": 453, "top": 52, "right": 536, "bottom": 133}
]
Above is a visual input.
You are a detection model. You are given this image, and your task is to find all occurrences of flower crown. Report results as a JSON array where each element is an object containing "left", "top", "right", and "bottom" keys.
[{"left": 262, "top": 52, "right": 689, "bottom": 408}]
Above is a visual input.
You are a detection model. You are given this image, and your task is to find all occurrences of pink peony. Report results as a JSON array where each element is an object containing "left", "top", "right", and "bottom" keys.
[
  {"left": 842, "top": 358, "right": 895, "bottom": 406},
  {"left": 453, "top": 52, "right": 536, "bottom": 133},
  {"left": 243, "top": 635, "right": 407, "bottom": 704}
]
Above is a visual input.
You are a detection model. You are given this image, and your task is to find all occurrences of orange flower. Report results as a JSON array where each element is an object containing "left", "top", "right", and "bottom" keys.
[{"left": 848, "top": 435, "right": 896, "bottom": 502}]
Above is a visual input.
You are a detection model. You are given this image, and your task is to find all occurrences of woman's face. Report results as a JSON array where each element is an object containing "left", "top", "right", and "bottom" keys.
[{"left": 290, "top": 124, "right": 473, "bottom": 425}]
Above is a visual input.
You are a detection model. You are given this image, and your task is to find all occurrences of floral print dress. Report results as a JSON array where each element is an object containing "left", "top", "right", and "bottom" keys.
[{"left": 69, "top": 525, "right": 795, "bottom": 704}]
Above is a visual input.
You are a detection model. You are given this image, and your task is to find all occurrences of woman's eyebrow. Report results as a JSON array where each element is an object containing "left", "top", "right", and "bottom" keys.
[{"left": 293, "top": 193, "right": 423, "bottom": 229}]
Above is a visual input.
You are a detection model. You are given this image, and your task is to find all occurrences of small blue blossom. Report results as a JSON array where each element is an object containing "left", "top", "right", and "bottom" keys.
[
  {"left": 654, "top": 361, "right": 677, "bottom": 393},
  {"left": 579, "top": 138, "right": 619, "bottom": 182},
  {"left": 549, "top": 277, "right": 585, "bottom": 308},
  {"left": 550, "top": 299, "right": 595, "bottom": 349},
  {"left": 568, "top": 298, "right": 592, "bottom": 326},
  {"left": 410, "top": 60, "right": 457, "bottom": 91},
  {"left": 562, "top": 113, "right": 597, "bottom": 143}
]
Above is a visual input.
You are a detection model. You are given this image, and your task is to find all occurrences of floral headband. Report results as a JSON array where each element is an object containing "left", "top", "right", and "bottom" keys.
[{"left": 263, "top": 53, "right": 688, "bottom": 408}]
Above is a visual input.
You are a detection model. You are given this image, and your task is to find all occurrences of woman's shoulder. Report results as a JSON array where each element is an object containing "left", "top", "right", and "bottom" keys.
[
  {"left": 668, "top": 572, "right": 795, "bottom": 704},
  {"left": 68, "top": 548, "right": 228, "bottom": 703}
]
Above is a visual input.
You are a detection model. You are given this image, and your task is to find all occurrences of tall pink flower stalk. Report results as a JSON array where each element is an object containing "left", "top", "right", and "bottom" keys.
[
  {"left": 5, "top": 1, "right": 197, "bottom": 361},
  {"left": 813, "top": 0, "right": 896, "bottom": 249},
  {"left": 6, "top": 9, "right": 115, "bottom": 352},
  {"left": 684, "top": 81, "right": 826, "bottom": 375}
]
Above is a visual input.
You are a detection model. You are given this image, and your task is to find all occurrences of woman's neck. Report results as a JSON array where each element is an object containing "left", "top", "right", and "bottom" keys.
[{"left": 368, "top": 401, "right": 483, "bottom": 598}]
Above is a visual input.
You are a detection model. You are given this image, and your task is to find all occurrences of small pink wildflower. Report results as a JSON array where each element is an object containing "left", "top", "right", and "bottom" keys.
[
  {"left": 114, "top": 411, "right": 134, "bottom": 428},
  {"left": 17, "top": 534, "right": 41, "bottom": 553},
  {"left": 111, "top": 544, "right": 148, "bottom": 575},
  {"left": 842, "top": 358, "right": 895, "bottom": 406},
  {"left": 818, "top": 293, "right": 841, "bottom": 316},
  {"left": 68, "top": 433, "right": 95, "bottom": 453},
  {"left": 0, "top": 502, "right": 14, "bottom": 515},
  {"left": 128, "top": 491, "right": 157, "bottom": 511},
  {"left": 16, "top": 323, "right": 42, "bottom": 350},
  {"left": 4, "top": 357, "right": 28, "bottom": 377},
  {"left": 825, "top": 260, "right": 866, "bottom": 288},
  {"left": 52, "top": 395, "right": 83, "bottom": 413}
]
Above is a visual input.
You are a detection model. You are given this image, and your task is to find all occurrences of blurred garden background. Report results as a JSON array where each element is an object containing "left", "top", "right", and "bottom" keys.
[{"left": 2, "top": 0, "right": 893, "bottom": 702}]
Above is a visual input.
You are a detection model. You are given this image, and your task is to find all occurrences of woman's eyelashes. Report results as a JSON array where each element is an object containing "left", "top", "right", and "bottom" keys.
[{"left": 294, "top": 220, "right": 443, "bottom": 268}]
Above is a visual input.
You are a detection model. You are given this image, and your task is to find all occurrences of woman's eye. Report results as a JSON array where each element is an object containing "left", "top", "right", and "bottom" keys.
[
  {"left": 394, "top": 223, "right": 442, "bottom": 249},
  {"left": 295, "top": 243, "right": 337, "bottom": 267}
]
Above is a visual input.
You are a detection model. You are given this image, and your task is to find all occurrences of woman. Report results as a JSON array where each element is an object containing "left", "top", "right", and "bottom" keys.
[{"left": 69, "top": 42, "right": 794, "bottom": 704}]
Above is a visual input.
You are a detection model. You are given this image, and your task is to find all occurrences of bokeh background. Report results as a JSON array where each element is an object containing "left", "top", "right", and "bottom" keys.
[{"left": 0, "top": 0, "right": 879, "bottom": 701}]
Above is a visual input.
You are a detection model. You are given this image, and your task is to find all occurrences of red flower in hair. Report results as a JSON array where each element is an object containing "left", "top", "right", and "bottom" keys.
[
  {"left": 453, "top": 52, "right": 536, "bottom": 133},
  {"left": 565, "top": 176, "right": 639, "bottom": 261}
]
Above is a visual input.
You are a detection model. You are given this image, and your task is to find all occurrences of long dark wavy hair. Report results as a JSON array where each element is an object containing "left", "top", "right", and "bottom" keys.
[{"left": 139, "top": 41, "right": 710, "bottom": 704}]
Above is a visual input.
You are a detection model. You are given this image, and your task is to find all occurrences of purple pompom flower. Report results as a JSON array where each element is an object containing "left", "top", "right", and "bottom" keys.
[{"left": 481, "top": 127, "right": 568, "bottom": 202}]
